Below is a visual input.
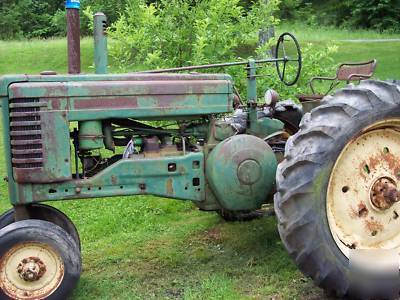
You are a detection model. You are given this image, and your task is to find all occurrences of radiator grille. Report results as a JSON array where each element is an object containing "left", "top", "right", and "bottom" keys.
[{"left": 9, "top": 98, "right": 45, "bottom": 169}]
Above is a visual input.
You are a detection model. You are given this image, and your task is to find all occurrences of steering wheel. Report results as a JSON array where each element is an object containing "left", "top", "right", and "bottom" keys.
[{"left": 275, "top": 32, "right": 302, "bottom": 86}]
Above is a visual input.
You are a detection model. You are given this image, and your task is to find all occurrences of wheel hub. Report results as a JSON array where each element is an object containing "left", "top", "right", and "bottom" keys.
[
  {"left": 237, "top": 160, "right": 261, "bottom": 185},
  {"left": 327, "top": 122, "right": 400, "bottom": 258},
  {"left": 0, "top": 242, "right": 64, "bottom": 300},
  {"left": 370, "top": 177, "right": 399, "bottom": 210},
  {"left": 17, "top": 257, "right": 46, "bottom": 282}
]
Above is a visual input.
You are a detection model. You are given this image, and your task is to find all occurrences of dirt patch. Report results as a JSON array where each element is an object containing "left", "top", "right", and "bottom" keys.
[{"left": 203, "top": 227, "right": 222, "bottom": 241}]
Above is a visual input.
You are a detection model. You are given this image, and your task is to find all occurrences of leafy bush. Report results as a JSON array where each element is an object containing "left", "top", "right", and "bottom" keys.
[
  {"left": 110, "top": 0, "right": 280, "bottom": 70},
  {"left": 109, "top": 0, "right": 338, "bottom": 100}
]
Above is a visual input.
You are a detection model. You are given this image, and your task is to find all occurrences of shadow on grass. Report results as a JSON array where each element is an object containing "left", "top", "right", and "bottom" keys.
[{"left": 65, "top": 197, "right": 326, "bottom": 299}]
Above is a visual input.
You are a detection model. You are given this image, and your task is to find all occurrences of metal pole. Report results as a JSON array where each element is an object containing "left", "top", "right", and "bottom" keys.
[
  {"left": 141, "top": 58, "right": 286, "bottom": 74},
  {"left": 66, "top": 0, "right": 81, "bottom": 74},
  {"left": 247, "top": 59, "right": 257, "bottom": 102},
  {"left": 94, "top": 12, "right": 108, "bottom": 74}
]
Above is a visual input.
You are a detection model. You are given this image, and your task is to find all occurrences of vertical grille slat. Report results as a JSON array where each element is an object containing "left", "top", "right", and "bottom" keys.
[{"left": 9, "top": 98, "right": 44, "bottom": 169}]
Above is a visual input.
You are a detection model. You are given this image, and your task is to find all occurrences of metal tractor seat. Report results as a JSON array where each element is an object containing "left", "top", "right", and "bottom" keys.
[{"left": 298, "top": 59, "right": 377, "bottom": 112}]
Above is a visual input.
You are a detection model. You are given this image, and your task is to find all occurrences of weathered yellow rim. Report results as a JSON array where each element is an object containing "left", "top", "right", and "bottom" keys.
[
  {"left": 327, "top": 119, "right": 400, "bottom": 258},
  {"left": 0, "top": 242, "right": 64, "bottom": 300}
]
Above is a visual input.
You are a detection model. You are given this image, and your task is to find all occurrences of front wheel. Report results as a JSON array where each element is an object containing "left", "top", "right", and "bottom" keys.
[
  {"left": 275, "top": 81, "right": 400, "bottom": 298},
  {"left": 0, "top": 204, "right": 81, "bottom": 250},
  {"left": 0, "top": 220, "right": 81, "bottom": 299}
]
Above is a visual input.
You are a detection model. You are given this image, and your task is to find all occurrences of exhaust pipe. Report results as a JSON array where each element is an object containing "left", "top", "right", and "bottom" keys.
[
  {"left": 66, "top": 0, "right": 81, "bottom": 74},
  {"left": 94, "top": 12, "right": 108, "bottom": 74}
]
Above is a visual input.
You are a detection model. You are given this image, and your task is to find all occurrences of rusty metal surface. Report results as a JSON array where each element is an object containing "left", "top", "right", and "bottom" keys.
[
  {"left": 370, "top": 177, "right": 399, "bottom": 210},
  {"left": 327, "top": 125, "right": 400, "bottom": 258},
  {"left": 0, "top": 73, "right": 233, "bottom": 97},
  {"left": 30, "top": 152, "right": 205, "bottom": 203},
  {"left": 10, "top": 98, "right": 72, "bottom": 184},
  {"left": 17, "top": 257, "right": 47, "bottom": 282},
  {"left": 143, "top": 136, "right": 161, "bottom": 152},
  {"left": 336, "top": 60, "right": 377, "bottom": 81},
  {"left": 7, "top": 79, "right": 233, "bottom": 121},
  {"left": 0, "top": 242, "right": 65, "bottom": 300},
  {"left": 67, "top": 9, "right": 81, "bottom": 74},
  {"left": 8, "top": 80, "right": 231, "bottom": 98}
]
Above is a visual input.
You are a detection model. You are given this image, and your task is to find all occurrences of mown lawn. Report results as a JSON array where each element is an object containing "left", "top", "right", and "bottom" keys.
[{"left": 0, "top": 24, "right": 399, "bottom": 299}]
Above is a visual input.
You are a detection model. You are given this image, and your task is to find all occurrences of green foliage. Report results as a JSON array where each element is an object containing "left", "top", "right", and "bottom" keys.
[
  {"left": 278, "top": 0, "right": 301, "bottom": 20},
  {"left": 279, "top": 0, "right": 400, "bottom": 32},
  {"left": 346, "top": 0, "right": 400, "bottom": 32},
  {"left": 0, "top": 0, "right": 128, "bottom": 39},
  {"left": 110, "top": 0, "right": 280, "bottom": 71},
  {"left": 110, "top": 0, "right": 339, "bottom": 101},
  {"left": 247, "top": 42, "right": 338, "bottom": 100},
  {"left": 51, "top": 9, "right": 68, "bottom": 37},
  {"left": 81, "top": 0, "right": 127, "bottom": 25},
  {"left": 0, "top": 2, "right": 23, "bottom": 39},
  {"left": 0, "top": 0, "right": 64, "bottom": 39}
]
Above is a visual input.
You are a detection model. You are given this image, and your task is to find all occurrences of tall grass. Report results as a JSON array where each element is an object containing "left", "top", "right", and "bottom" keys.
[{"left": 277, "top": 22, "right": 400, "bottom": 41}]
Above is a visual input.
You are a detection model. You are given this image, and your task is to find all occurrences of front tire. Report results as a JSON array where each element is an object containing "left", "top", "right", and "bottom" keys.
[
  {"left": 275, "top": 80, "right": 400, "bottom": 298},
  {"left": 0, "top": 220, "right": 81, "bottom": 300},
  {"left": 0, "top": 204, "right": 81, "bottom": 250}
]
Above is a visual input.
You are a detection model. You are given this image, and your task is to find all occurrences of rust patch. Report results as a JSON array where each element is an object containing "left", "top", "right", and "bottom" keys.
[
  {"left": 17, "top": 256, "right": 47, "bottom": 282},
  {"left": 364, "top": 219, "right": 384, "bottom": 234},
  {"left": 370, "top": 177, "right": 399, "bottom": 210},
  {"left": 50, "top": 99, "right": 62, "bottom": 111},
  {"left": 166, "top": 178, "right": 173, "bottom": 195},
  {"left": 111, "top": 175, "right": 117, "bottom": 185},
  {"left": 360, "top": 150, "right": 400, "bottom": 182},
  {"left": 73, "top": 96, "right": 138, "bottom": 110},
  {"left": 350, "top": 201, "right": 369, "bottom": 218},
  {"left": 368, "top": 156, "right": 380, "bottom": 171},
  {"left": 381, "top": 150, "right": 397, "bottom": 171}
]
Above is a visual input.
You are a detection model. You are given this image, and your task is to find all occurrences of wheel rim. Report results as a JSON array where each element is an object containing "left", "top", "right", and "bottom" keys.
[
  {"left": 0, "top": 242, "right": 64, "bottom": 299},
  {"left": 327, "top": 120, "right": 400, "bottom": 258}
]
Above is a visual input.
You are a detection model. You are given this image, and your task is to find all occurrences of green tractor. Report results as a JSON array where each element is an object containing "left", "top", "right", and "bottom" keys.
[
  {"left": 0, "top": 12, "right": 304, "bottom": 299},
  {"left": 0, "top": 7, "right": 399, "bottom": 300}
]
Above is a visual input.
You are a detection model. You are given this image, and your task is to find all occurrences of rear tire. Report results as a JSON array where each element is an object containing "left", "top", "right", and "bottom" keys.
[
  {"left": 275, "top": 80, "right": 400, "bottom": 298},
  {"left": 0, "top": 220, "right": 81, "bottom": 300}
]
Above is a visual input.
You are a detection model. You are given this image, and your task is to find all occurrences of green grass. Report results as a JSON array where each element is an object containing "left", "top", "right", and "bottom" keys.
[
  {"left": 275, "top": 23, "right": 400, "bottom": 80},
  {"left": 0, "top": 24, "right": 399, "bottom": 299},
  {"left": 278, "top": 22, "right": 400, "bottom": 41},
  {"left": 0, "top": 38, "right": 94, "bottom": 75},
  {"left": 1, "top": 25, "right": 398, "bottom": 81}
]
